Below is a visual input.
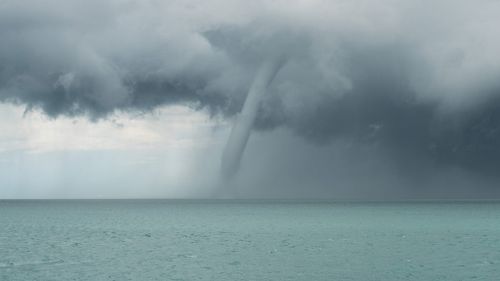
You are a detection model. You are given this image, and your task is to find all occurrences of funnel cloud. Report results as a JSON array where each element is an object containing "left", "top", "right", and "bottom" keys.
[{"left": 221, "top": 58, "right": 286, "bottom": 179}]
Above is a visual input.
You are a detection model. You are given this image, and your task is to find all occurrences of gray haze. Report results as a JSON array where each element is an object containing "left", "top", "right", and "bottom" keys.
[{"left": 2, "top": 0, "right": 500, "bottom": 198}]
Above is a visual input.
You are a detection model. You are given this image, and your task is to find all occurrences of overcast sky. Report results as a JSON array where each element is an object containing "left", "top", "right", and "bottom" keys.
[{"left": 2, "top": 0, "right": 500, "bottom": 199}]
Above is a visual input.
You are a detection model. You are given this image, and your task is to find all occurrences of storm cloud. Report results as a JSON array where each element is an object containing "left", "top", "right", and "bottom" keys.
[{"left": 2, "top": 0, "right": 500, "bottom": 182}]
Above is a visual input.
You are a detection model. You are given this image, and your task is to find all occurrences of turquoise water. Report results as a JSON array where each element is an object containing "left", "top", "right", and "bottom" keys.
[{"left": 1, "top": 200, "right": 499, "bottom": 280}]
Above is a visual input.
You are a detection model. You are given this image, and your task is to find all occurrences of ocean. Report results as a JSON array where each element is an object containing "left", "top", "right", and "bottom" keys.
[{"left": 1, "top": 200, "right": 499, "bottom": 280}]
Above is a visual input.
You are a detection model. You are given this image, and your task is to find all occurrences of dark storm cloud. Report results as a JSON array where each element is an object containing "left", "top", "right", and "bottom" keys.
[{"left": 2, "top": 0, "right": 500, "bottom": 176}]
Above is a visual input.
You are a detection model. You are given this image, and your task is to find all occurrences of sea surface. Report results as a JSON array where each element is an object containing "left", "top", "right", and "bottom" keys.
[{"left": 1, "top": 200, "right": 499, "bottom": 280}]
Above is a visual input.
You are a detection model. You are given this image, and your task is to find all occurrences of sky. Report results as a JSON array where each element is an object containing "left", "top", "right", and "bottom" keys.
[{"left": 1, "top": 0, "right": 500, "bottom": 199}]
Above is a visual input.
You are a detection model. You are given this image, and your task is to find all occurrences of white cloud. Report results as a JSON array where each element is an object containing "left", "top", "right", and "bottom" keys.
[
  {"left": 0, "top": 103, "right": 226, "bottom": 153},
  {"left": 0, "top": 103, "right": 230, "bottom": 198}
]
